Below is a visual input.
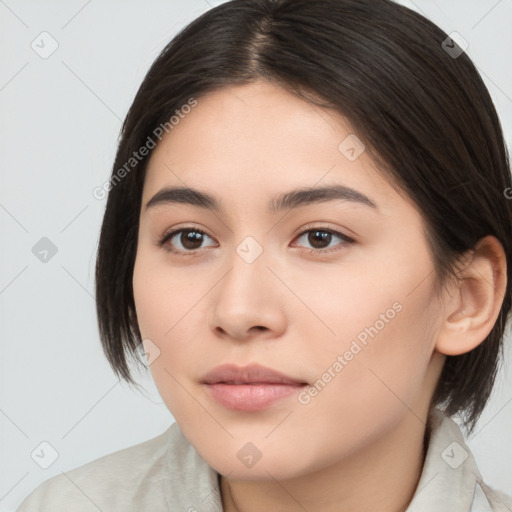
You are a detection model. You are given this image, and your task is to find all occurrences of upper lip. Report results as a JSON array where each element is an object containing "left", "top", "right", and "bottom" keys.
[{"left": 201, "top": 363, "right": 307, "bottom": 385}]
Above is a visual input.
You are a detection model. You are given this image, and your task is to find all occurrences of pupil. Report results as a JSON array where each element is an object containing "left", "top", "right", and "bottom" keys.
[
  {"left": 182, "top": 230, "right": 203, "bottom": 249},
  {"left": 309, "top": 230, "right": 331, "bottom": 248}
]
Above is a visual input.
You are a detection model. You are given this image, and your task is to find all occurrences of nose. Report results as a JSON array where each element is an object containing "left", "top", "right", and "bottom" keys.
[{"left": 208, "top": 242, "right": 287, "bottom": 342}]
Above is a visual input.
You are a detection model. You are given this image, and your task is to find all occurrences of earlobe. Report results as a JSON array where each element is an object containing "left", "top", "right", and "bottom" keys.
[{"left": 435, "top": 235, "right": 507, "bottom": 356}]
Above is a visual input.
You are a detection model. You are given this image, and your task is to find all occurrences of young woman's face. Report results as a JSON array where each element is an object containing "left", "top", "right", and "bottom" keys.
[{"left": 132, "top": 80, "right": 447, "bottom": 480}]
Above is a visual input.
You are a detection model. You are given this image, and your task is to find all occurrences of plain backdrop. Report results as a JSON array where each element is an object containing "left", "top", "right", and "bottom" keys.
[{"left": 1, "top": 1, "right": 511, "bottom": 510}]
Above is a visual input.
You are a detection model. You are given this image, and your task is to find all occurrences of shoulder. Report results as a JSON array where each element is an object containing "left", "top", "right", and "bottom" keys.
[
  {"left": 407, "top": 408, "right": 512, "bottom": 512},
  {"left": 16, "top": 426, "right": 172, "bottom": 512},
  {"left": 16, "top": 422, "right": 222, "bottom": 512},
  {"left": 478, "top": 480, "right": 512, "bottom": 512}
]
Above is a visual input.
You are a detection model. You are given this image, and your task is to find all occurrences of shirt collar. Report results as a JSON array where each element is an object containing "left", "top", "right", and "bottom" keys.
[{"left": 406, "top": 407, "right": 491, "bottom": 511}]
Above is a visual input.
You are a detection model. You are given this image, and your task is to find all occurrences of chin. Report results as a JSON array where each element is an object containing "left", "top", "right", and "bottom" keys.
[{"left": 200, "top": 444, "right": 320, "bottom": 482}]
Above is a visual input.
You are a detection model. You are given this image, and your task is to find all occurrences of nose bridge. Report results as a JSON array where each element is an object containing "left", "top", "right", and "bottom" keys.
[
  {"left": 235, "top": 234, "right": 266, "bottom": 267},
  {"left": 222, "top": 234, "right": 268, "bottom": 303},
  {"left": 209, "top": 232, "right": 282, "bottom": 337}
]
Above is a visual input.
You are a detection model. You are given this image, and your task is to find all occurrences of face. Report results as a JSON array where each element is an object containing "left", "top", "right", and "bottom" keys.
[{"left": 132, "top": 80, "right": 446, "bottom": 480}]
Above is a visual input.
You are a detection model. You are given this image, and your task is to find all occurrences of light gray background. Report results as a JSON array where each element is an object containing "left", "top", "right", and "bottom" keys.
[{"left": 1, "top": 1, "right": 511, "bottom": 510}]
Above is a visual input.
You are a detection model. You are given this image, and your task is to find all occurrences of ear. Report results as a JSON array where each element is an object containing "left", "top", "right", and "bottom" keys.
[{"left": 435, "top": 235, "right": 507, "bottom": 356}]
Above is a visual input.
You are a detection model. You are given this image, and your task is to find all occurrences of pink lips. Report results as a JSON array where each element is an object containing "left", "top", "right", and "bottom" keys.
[{"left": 201, "top": 363, "right": 307, "bottom": 411}]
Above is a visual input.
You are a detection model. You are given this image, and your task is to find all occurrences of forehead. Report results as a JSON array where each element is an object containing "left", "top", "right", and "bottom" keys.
[{"left": 142, "top": 81, "right": 410, "bottom": 217}]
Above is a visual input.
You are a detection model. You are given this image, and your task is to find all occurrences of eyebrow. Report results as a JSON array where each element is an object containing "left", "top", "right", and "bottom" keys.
[{"left": 144, "top": 184, "right": 378, "bottom": 214}]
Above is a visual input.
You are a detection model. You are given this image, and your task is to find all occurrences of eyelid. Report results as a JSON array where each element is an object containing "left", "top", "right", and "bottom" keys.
[{"left": 292, "top": 222, "right": 354, "bottom": 240}]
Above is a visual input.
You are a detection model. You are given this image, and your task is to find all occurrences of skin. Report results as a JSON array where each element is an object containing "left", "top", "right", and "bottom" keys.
[{"left": 132, "top": 80, "right": 507, "bottom": 512}]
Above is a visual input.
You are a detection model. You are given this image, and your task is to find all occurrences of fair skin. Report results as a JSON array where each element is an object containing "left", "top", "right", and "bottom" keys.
[{"left": 132, "top": 80, "right": 507, "bottom": 512}]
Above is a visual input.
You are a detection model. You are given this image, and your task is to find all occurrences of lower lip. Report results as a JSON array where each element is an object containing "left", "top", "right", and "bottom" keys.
[{"left": 204, "top": 383, "right": 306, "bottom": 411}]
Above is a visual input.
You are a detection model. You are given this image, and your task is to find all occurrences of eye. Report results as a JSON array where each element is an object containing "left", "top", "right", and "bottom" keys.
[
  {"left": 158, "top": 225, "right": 355, "bottom": 256},
  {"left": 158, "top": 227, "right": 217, "bottom": 254},
  {"left": 291, "top": 227, "right": 355, "bottom": 253}
]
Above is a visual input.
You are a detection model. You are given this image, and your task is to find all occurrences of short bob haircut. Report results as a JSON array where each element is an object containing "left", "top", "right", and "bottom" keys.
[{"left": 95, "top": 0, "right": 512, "bottom": 435}]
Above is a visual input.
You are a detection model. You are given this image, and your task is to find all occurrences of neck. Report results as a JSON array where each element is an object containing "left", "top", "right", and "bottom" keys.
[{"left": 220, "top": 410, "right": 432, "bottom": 512}]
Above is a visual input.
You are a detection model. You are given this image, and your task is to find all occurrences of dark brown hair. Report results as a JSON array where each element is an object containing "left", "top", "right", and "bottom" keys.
[{"left": 95, "top": 0, "right": 512, "bottom": 435}]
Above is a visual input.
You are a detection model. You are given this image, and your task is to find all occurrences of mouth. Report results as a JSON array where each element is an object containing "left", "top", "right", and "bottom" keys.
[
  {"left": 201, "top": 362, "right": 308, "bottom": 386},
  {"left": 201, "top": 363, "right": 308, "bottom": 411}
]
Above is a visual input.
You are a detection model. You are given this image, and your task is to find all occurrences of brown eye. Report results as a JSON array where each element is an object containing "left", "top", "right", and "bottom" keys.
[
  {"left": 307, "top": 230, "right": 333, "bottom": 249},
  {"left": 293, "top": 228, "right": 354, "bottom": 253},
  {"left": 159, "top": 228, "right": 216, "bottom": 254},
  {"left": 177, "top": 230, "right": 205, "bottom": 250}
]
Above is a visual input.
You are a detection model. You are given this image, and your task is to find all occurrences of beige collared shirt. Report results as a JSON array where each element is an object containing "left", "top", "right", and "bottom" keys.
[{"left": 16, "top": 408, "right": 512, "bottom": 511}]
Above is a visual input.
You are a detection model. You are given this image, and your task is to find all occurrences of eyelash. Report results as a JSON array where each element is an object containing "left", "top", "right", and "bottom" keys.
[{"left": 157, "top": 224, "right": 355, "bottom": 256}]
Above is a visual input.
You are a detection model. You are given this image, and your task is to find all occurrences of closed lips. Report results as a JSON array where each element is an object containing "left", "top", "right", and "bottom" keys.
[{"left": 201, "top": 363, "right": 308, "bottom": 386}]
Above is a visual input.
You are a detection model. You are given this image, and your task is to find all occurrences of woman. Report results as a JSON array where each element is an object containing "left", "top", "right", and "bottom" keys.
[{"left": 17, "top": 0, "right": 512, "bottom": 510}]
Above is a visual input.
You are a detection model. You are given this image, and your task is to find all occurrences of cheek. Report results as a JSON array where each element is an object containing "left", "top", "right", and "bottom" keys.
[
  {"left": 290, "top": 295, "right": 437, "bottom": 467},
  {"left": 132, "top": 246, "right": 203, "bottom": 340},
  {"left": 132, "top": 250, "right": 210, "bottom": 412},
  {"left": 299, "top": 246, "right": 438, "bottom": 411}
]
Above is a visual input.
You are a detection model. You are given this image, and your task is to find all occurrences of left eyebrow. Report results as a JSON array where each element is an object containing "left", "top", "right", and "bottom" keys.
[{"left": 144, "top": 184, "right": 378, "bottom": 214}]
